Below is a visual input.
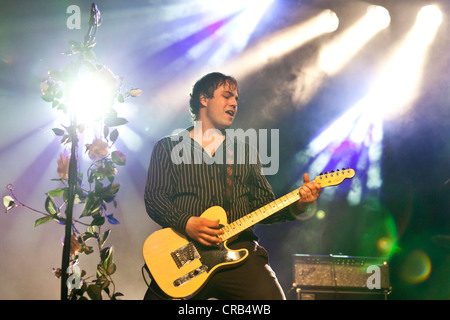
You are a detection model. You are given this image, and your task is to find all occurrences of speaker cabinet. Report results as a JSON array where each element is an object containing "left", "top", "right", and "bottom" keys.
[{"left": 292, "top": 254, "right": 391, "bottom": 300}]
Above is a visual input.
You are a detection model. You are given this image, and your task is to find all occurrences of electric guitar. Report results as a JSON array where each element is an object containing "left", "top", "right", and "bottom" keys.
[{"left": 142, "top": 168, "right": 355, "bottom": 299}]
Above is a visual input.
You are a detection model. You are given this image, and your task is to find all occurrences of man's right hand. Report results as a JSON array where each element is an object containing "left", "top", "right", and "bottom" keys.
[{"left": 185, "top": 216, "right": 223, "bottom": 246}]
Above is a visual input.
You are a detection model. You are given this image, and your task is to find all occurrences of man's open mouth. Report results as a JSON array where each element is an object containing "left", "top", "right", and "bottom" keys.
[{"left": 225, "top": 110, "right": 235, "bottom": 117}]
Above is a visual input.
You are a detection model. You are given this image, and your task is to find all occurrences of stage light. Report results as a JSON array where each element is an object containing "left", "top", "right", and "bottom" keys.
[
  {"left": 203, "top": 0, "right": 275, "bottom": 66},
  {"left": 148, "top": 8, "right": 339, "bottom": 129},
  {"left": 366, "top": 5, "right": 391, "bottom": 30},
  {"left": 291, "top": 3, "right": 442, "bottom": 206},
  {"left": 67, "top": 67, "right": 121, "bottom": 125},
  {"left": 293, "top": 5, "right": 390, "bottom": 106},
  {"left": 317, "top": 5, "right": 390, "bottom": 75},
  {"left": 417, "top": 5, "right": 443, "bottom": 29},
  {"left": 226, "top": 9, "right": 339, "bottom": 79},
  {"left": 365, "top": 4, "right": 442, "bottom": 119}
]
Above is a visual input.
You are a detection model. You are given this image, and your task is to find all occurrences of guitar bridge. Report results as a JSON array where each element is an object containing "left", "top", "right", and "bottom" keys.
[{"left": 171, "top": 242, "right": 200, "bottom": 268}]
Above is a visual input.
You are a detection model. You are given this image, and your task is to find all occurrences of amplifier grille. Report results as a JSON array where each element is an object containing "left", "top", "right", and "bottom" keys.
[{"left": 292, "top": 254, "right": 390, "bottom": 290}]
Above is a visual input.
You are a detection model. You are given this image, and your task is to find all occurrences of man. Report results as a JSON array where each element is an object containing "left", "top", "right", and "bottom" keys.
[{"left": 144, "top": 72, "right": 321, "bottom": 300}]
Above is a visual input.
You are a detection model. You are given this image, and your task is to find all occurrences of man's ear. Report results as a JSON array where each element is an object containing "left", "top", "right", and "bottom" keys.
[{"left": 199, "top": 93, "right": 208, "bottom": 107}]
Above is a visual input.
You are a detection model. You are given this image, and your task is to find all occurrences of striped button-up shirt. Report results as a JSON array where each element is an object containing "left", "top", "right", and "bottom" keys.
[{"left": 144, "top": 127, "right": 294, "bottom": 240}]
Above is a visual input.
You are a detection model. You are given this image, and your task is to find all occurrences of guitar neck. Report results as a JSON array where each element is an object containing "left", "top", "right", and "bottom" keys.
[
  {"left": 219, "top": 188, "right": 301, "bottom": 241},
  {"left": 218, "top": 168, "right": 355, "bottom": 242}
]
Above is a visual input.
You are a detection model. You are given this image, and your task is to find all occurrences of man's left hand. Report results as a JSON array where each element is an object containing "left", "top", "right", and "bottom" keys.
[{"left": 296, "top": 173, "right": 322, "bottom": 211}]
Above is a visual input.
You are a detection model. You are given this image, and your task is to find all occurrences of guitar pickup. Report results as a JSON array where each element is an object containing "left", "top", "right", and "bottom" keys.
[
  {"left": 173, "top": 265, "right": 209, "bottom": 287},
  {"left": 171, "top": 242, "right": 200, "bottom": 269}
]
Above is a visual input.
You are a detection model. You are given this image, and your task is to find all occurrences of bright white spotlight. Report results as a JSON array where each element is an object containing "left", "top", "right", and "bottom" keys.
[
  {"left": 417, "top": 5, "right": 443, "bottom": 28},
  {"left": 68, "top": 67, "right": 121, "bottom": 124},
  {"left": 205, "top": 0, "right": 274, "bottom": 66},
  {"left": 318, "top": 9, "right": 340, "bottom": 33},
  {"left": 317, "top": 5, "right": 390, "bottom": 76},
  {"left": 366, "top": 5, "right": 391, "bottom": 30},
  {"left": 291, "top": 5, "right": 390, "bottom": 106},
  {"left": 415, "top": 5, "right": 443, "bottom": 43},
  {"left": 225, "top": 9, "right": 339, "bottom": 80},
  {"left": 366, "top": 4, "right": 442, "bottom": 118}
]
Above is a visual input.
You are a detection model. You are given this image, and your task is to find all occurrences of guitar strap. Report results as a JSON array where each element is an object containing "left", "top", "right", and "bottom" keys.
[{"left": 223, "top": 137, "right": 235, "bottom": 223}]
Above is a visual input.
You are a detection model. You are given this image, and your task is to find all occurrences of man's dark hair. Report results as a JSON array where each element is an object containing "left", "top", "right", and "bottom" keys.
[{"left": 189, "top": 72, "right": 238, "bottom": 122}]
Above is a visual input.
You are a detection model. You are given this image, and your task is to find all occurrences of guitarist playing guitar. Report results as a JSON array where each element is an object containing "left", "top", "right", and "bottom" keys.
[{"left": 143, "top": 72, "right": 337, "bottom": 300}]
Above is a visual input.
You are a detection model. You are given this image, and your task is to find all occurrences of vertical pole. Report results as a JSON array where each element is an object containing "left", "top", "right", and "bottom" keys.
[
  {"left": 61, "top": 117, "right": 78, "bottom": 300},
  {"left": 60, "top": 3, "right": 100, "bottom": 299}
]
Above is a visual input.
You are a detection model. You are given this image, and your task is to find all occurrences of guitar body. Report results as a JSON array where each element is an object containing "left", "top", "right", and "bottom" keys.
[{"left": 143, "top": 206, "right": 248, "bottom": 299}]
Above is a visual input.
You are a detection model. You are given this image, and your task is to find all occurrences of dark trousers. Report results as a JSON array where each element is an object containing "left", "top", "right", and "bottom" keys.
[{"left": 143, "top": 241, "right": 285, "bottom": 300}]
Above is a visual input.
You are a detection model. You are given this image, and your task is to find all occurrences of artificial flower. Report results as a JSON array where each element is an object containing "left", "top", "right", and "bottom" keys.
[
  {"left": 86, "top": 138, "right": 109, "bottom": 160},
  {"left": 57, "top": 152, "right": 70, "bottom": 179}
]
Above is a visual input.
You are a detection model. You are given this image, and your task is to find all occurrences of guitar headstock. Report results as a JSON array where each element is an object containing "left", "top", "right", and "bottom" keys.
[{"left": 314, "top": 168, "right": 355, "bottom": 187}]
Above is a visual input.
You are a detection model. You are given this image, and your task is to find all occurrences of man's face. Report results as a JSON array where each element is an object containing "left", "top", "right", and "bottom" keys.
[{"left": 199, "top": 82, "right": 238, "bottom": 130}]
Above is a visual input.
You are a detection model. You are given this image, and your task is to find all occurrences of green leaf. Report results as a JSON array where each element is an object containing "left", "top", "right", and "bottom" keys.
[
  {"left": 86, "top": 284, "right": 102, "bottom": 300},
  {"left": 81, "top": 194, "right": 102, "bottom": 217},
  {"left": 100, "top": 229, "right": 111, "bottom": 247},
  {"left": 109, "top": 184, "right": 120, "bottom": 194},
  {"left": 41, "top": 93, "right": 54, "bottom": 102},
  {"left": 103, "top": 126, "right": 109, "bottom": 140},
  {"left": 52, "top": 128, "right": 65, "bottom": 136},
  {"left": 106, "top": 262, "right": 116, "bottom": 276},
  {"left": 82, "top": 245, "right": 94, "bottom": 255},
  {"left": 3, "top": 196, "right": 16, "bottom": 213},
  {"left": 109, "top": 129, "right": 119, "bottom": 143},
  {"left": 47, "top": 187, "right": 65, "bottom": 197},
  {"left": 87, "top": 225, "right": 99, "bottom": 235},
  {"left": 96, "top": 183, "right": 120, "bottom": 203},
  {"left": 45, "top": 196, "right": 58, "bottom": 215},
  {"left": 81, "top": 232, "right": 97, "bottom": 242},
  {"left": 34, "top": 214, "right": 56, "bottom": 227},
  {"left": 101, "top": 246, "right": 114, "bottom": 272},
  {"left": 82, "top": 48, "right": 97, "bottom": 61},
  {"left": 57, "top": 103, "right": 68, "bottom": 113},
  {"left": 104, "top": 117, "right": 128, "bottom": 127},
  {"left": 91, "top": 215, "right": 105, "bottom": 226},
  {"left": 111, "top": 151, "right": 126, "bottom": 166}
]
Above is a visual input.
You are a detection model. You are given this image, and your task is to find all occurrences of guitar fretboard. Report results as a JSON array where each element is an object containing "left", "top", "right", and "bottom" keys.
[
  {"left": 217, "top": 168, "right": 355, "bottom": 241},
  {"left": 218, "top": 189, "right": 301, "bottom": 241}
]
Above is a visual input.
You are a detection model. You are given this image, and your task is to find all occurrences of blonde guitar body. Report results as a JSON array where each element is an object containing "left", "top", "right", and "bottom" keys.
[
  {"left": 143, "top": 206, "right": 248, "bottom": 299},
  {"left": 143, "top": 168, "right": 355, "bottom": 299}
]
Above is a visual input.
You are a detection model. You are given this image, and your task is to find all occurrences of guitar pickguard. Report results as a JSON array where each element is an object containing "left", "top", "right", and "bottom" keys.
[
  {"left": 197, "top": 241, "right": 247, "bottom": 270},
  {"left": 172, "top": 241, "right": 247, "bottom": 288}
]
